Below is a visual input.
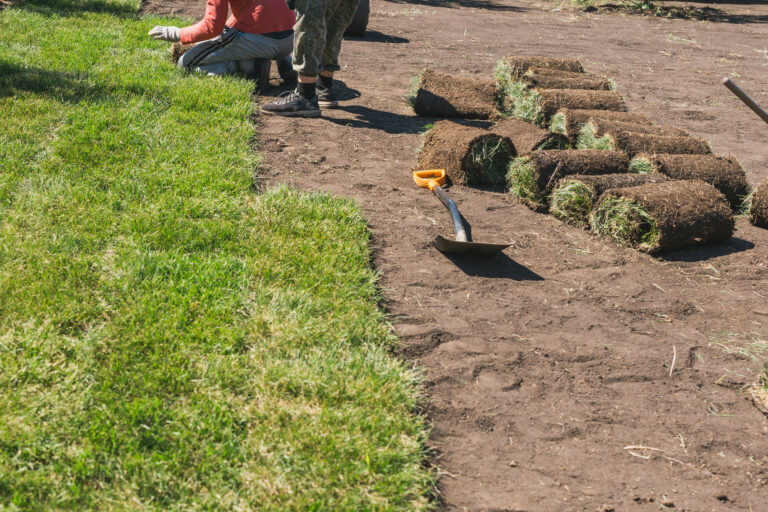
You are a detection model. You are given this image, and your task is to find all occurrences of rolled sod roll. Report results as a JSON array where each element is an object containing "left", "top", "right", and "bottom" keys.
[
  {"left": 522, "top": 72, "right": 612, "bottom": 91},
  {"left": 507, "top": 150, "right": 630, "bottom": 211},
  {"left": 418, "top": 120, "right": 515, "bottom": 186},
  {"left": 579, "top": 131, "right": 711, "bottom": 158},
  {"left": 630, "top": 154, "right": 749, "bottom": 208},
  {"left": 750, "top": 178, "right": 768, "bottom": 228},
  {"left": 171, "top": 42, "right": 196, "bottom": 63},
  {"left": 590, "top": 180, "right": 734, "bottom": 253},
  {"left": 548, "top": 108, "right": 652, "bottom": 139},
  {"left": 499, "top": 56, "right": 584, "bottom": 80},
  {"left": 585, "top": 119, "right": 690, "bottom": 139},
  {"left": 550, "top": 173, "right": 670, "bottom": 226},
  {"left": 409, "top": 69, "right": 498, "bottom": 119},
  {"left": 491, "top": 117, "right": 569, "bottom": 155},
  {"left": 536, "top": 89, "right": 627, "bottom": 123}
]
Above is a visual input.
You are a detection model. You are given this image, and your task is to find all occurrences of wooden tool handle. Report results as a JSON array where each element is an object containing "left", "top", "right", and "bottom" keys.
[{"left": 723, "top": 77, "right": 768, "bottom": 126}]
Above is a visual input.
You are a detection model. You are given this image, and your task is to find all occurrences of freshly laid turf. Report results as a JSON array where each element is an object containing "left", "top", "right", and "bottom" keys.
[{"left": 0, "top": 2, "right": 432, "bottom": 509}]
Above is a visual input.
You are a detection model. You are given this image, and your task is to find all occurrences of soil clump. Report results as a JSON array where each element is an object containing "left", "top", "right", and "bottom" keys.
[
  {"left": 418, "top": 120, "right": 514, "bottom": 186},
  {"left": 592, "top": 180, "right": 734, "bottom": 253},
  {"left": 411, "top": 69, "right": 498, "bottom": 119}
]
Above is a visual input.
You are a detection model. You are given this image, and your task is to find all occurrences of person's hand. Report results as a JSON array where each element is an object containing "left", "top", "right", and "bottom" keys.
[{"left": 148, "top": 26, "right": 181, "bottom": 42}]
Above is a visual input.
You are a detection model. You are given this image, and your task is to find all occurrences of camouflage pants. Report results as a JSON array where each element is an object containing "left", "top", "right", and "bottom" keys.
[{"left": 292, "top": 0, "right": 359, "bottom": 77}]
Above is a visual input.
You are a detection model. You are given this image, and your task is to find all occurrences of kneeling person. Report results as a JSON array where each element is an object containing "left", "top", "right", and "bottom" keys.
[{"left": 149, "top": 0, "right": 297, "bottom": 85}]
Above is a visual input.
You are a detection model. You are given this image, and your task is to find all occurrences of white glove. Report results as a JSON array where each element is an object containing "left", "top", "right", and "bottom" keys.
[{"left": 148, "top": 26, "right": 181, "bottom": 42}]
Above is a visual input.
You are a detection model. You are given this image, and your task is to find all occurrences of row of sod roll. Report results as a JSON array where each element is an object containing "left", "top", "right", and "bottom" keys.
[{"left": 408, "top": 55, "right": 765, "bottom": 254}]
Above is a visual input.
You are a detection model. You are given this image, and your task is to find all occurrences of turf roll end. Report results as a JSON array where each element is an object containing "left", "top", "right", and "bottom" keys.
[
  {"left": 636, "top": 153, "right": 750, "bottom": 209},
  {"left": 750, "top": 178, "right": 768, "bottom": 228},
  {"left": 550, "top": 173, "right": 670, "bottom": 226},
  {"left": 507, "top": 149, "right": 629, "bottom": 211},
  {"left": 171, "top": 42, "right": 196, "bottom": 63},
  {"left": 418, "top": 120, "right": 515, "bottom": 186},
  {"left": 411, "top": 68, "right": 499, "bottom": 119},
  {"left": 591, "top": 180, "right": 735, "bottom": 253},
  {"left": 575, "top": 122, "right": 615, "bottom": 150}
]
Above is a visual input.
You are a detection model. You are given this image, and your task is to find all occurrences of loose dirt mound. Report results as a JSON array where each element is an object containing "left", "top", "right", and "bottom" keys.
[
  {"left": 411, "top": 69, "right": 498, "bottom": 119},
  {"left": 636, "top": 153, "right": 750, "bottom": 208},
  {"left": 751, "top": 178, "right": 768, "bottom": 227},
  {"left": 491, "top": 117, "right": 568, "bottom": 154},
  {"left": 592, "top": 180, "right": 734, "bottom": 253},
  {"left": 508, "top": 149, "right": 629, "bottom": 210},
  {"left": 418, "top": 120, "right": 514, "bottom": 186},
  {"left": 537, "top": 89, "right": 627, "bottom": 122},
  {"left": 551, "top": 173, "right": 670, "bottom": 226}
]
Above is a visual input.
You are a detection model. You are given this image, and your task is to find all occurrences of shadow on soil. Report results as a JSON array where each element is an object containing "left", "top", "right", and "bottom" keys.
[
  {"left": 345, "top": 30, "right": 410, "bottom": 44},
  {"left": 329, "top": 105, "right": 434, "bottom": 135},
  {"left": 442, "top": 251, "right": 544, "bottom": 280},
  {"left": 660, "top": 237, "right": 755, "bottom": 262}
]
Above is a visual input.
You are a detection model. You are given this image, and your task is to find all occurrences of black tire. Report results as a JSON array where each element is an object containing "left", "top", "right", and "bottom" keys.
[{"left": 344, "top": 0, "right": 369, "bottom": 37}]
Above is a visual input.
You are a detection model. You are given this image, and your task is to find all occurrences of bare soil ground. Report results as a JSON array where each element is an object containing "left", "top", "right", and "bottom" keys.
[{"left": 144, "top": 1, "right": 768, "bottom": 510}]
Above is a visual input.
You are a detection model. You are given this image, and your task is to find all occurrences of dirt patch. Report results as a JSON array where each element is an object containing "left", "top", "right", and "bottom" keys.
[
  {"left": 751, "top": 178, "right": 768, "bottom": 227},
  {"left": 491, "top": 117, "right": 568, "bottom": 154},
  {"left": 552, "top": 108, "right": 652, "bottom": 141},
  {"left": 418, "top": 120, "right": 514, "bottom": 186},
  {"left": 410, "top": 69, "right": 498, "bottom": 119},
  {"left": 637, "top": 153, "right": 750, "bottom": 208},
  {"left": 154, "top": 0, "right": 768, "bottom": 509},
  {"left": 509, "top": 149, "right": 630, "bottom": 210},
  {"left": 551, "top": 173, "right": 670, "bottom": 226},
  {"left": 538, "top": 88, "right": 627, "bottom": 122},
  {"left": 593, "top": 180, "right": 734, "bottom": 253}
]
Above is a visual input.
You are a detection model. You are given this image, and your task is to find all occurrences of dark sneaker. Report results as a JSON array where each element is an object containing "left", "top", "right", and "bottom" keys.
[
  {"left": 317, "top": 85, "right": 338, "bottom": 108},
  {"left": 276, "top": 56, "right": 298, "bottom": 84},
  {"left": 261, "top": 91, "right": 320, "bottom": 118}
]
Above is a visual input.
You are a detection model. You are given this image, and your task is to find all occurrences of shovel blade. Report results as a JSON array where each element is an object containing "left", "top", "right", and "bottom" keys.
[{"left": 433, "top": 235, "right": 510, "bottom": 255}]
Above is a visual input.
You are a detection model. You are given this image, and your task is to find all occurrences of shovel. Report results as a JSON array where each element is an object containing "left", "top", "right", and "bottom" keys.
[
  {"left": 413, "top": 169, "right": 510, "bottom": 255},
  {"left": 723, "top": 77, "right": 768, "bottom": 126}
]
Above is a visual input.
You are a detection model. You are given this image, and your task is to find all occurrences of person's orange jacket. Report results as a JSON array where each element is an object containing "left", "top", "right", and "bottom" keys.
[{"left": 180, "top": 0, "right": 296, "bottom": 44}]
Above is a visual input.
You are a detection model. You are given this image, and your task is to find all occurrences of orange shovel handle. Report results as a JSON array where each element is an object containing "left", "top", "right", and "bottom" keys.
[{"left": 412, "top": 169, "right": 446, "bottom": 191}]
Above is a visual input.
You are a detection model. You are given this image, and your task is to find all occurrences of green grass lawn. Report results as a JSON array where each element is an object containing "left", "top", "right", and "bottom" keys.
[{"left": 0, "top": 1, "right": 432, "bottom": 509}]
